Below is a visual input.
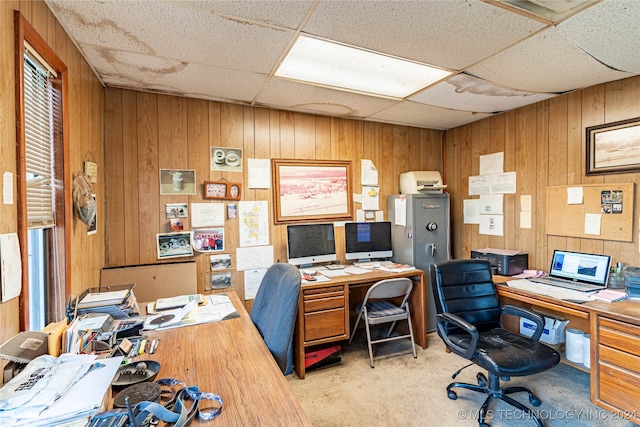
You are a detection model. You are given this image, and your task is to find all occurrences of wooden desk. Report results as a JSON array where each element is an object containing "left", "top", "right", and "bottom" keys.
[
  {"left": 495, "top": 277, "right": 640, "bottom": 424},
  {"left": 294, "top": 268, "right": 427, "bottom": 379},
  {"left": 141, "top": 291, "right": 312, "bottom": 426}
]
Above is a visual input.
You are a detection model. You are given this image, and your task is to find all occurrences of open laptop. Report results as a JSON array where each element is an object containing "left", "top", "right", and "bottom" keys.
[{"left": 529, "top": 250, "right": 611, "bottom": 292}]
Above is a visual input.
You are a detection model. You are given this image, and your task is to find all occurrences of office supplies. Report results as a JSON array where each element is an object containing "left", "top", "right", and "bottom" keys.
[
  {"left": 0, "top": 331, "right": 48, "bottom": 364},
  {"left": 471, "top": 248, "right": 528, "bottom": 276},
  {"left": 529, "top": 250, "right": 611, "bottom": 292}
]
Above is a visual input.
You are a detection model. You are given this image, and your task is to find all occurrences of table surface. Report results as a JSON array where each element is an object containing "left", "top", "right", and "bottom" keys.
[{"left": 139, "top": 291, "right": 312, "bottom": 426}]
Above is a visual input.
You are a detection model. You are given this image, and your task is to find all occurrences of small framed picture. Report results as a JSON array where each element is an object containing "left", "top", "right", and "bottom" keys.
[
  {"left": 203, "top": 181, "right": 242, "bottom": 200},
  {"left": 203, "top": 181, "right": 228, "bottom": 200}
]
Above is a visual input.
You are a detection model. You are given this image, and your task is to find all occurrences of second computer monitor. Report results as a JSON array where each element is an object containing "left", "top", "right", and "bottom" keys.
[{"left": 345, "top": 221, "right": 392, "bottom": 261}]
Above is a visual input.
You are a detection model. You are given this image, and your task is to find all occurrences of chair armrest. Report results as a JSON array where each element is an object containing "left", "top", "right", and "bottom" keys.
[
  {"left": 502, "top": 305, "right": 544, "bottom": 342},
  {"left": 435, "top": 312, "right": 479, "bottom": 360}
]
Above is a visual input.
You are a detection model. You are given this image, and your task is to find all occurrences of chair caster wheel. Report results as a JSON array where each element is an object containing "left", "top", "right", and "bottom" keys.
[
  {"left": 447, "top": 390, "right": 457, "bottom": 400},
  {"left": 529, "top": 395, "right": 541, "bottom": 407}
]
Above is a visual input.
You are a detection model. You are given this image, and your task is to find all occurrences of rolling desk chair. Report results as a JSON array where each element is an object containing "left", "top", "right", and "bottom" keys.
[
  {"left": 430, "top": 259, "right": 561, "bottom": 427},
  {"left": 250, "top": 263, "right": 301, "bottom": 375}
]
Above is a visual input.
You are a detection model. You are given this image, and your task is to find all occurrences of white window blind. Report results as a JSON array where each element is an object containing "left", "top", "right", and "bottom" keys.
[{"left": 24, "top": 50, "right": 56, "bottom": 229}]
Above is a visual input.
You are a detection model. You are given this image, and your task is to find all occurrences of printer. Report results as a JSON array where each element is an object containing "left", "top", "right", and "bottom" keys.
[
  {"left": 470, "top": 248, "right": 528, "bottom": 276},
  {"left": 399, "top": 171, "right": 447, "bottom": 194}
]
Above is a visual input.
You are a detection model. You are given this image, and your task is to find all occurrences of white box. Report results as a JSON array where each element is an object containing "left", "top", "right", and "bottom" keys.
[{"left": 519, "top": 316, "right": 569, "bottom": 345}]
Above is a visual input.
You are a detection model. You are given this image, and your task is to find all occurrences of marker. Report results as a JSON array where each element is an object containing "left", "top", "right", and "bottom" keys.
[{"left": 138, "top": 339, "right": 147, "bottom": 355}]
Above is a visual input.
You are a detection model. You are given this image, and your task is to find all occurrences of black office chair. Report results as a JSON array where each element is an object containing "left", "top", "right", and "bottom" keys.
[
  {"left": 250, "top": 263, "right": 301, "bottom": 375},
  {"left": 430, "top": 259, "right": 561, "bottom": 427}
]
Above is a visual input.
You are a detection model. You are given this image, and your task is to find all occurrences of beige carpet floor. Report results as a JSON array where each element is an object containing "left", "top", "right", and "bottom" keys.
[{"left": 287, "top": 332, "right": 636, "bottom": 427}]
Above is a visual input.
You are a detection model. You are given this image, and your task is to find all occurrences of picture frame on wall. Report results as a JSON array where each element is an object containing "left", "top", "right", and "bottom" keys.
[
  {"left": 586, "top": 117, "right": 640, "bottom": 175},
  {"left": 156, "top": 232, "right": 193, "bottom": 259},
  {"left": 272, "top": 158, "right": 352, "bottom": 224},
  {"left": 203, "top": 181, "right": 242, "bottom": 200}
]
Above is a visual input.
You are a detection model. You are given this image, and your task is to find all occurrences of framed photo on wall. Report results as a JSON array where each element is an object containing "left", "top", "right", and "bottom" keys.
[
  {"left": 203, "top": 181, "right": 242, "bottom": 200},
  {"left": 586, "top": 117, "right": 640, "bottom": 175},
  {"left": 272, "top": 159, "right": 353, "bottom": 224}
]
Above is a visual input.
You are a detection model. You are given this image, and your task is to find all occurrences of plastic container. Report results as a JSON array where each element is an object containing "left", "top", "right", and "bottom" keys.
[{"left": 624, "top": 266, "right": 640, "bottom": 298}]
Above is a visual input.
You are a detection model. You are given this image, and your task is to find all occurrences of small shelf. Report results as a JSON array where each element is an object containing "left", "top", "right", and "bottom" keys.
[{"left": 560, "top": 354, "right": 590, "bottom": 373}]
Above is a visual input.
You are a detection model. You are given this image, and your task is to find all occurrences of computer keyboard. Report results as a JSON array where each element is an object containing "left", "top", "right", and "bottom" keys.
[
  {"left": 529, "top": 277, "right": 603, "bottom": 292},
  {"left": 505, "top": 279, "right": 595, "bottom": 302}
]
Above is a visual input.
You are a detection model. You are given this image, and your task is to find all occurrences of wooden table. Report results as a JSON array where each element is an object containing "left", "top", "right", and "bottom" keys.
[
  {"left": 294, "top": 267, "right": 427, "bottom": 379},
  {"left": 495, "top": 277, "right": 640, "bottom": 424},
  {"left": 140, "top": 291, "right": 312, "bottom": 426}
]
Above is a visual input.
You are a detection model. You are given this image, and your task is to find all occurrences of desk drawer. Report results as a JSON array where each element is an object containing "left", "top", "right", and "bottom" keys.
[
  {"left": 598, "top": 363, "right": 640, "bottom": 417},
  {"left": 599, "top": 317, "right": 640, "bottom": 356},
  {"left": 304, "top": 308, "right": 346, "bottom": 342},
  {"left": 303, "top": 286, "right": 345, "bottom": 313}
]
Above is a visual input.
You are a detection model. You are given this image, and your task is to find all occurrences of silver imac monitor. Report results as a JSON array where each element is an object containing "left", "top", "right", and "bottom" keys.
[
  {"left": 286, "top": 223, "right": 337, "bottom": 266},
  {"left": 345, "top": 221, "right": 392, "bottom": 261}
]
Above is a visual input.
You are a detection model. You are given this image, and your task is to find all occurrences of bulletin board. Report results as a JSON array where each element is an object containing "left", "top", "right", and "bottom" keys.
[{"left": 546, "top": 183, "right": 634, "bottom": 242}]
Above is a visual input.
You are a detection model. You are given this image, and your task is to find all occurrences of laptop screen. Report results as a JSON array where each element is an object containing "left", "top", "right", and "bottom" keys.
[{"left": 549, "top": 250, "right": 611, "bottom": 286}]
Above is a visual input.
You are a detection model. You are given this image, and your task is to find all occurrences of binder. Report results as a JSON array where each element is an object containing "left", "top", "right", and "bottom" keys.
[{"left": 0, "top": 331, "right": 49, "bottom": 364}]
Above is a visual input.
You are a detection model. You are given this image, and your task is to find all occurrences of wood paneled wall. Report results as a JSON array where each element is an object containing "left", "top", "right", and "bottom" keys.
[
  {"left": 0, "top": 0, "right": 104, "bottom": 344},
  {"left": 103, "top": 88, "right": 443, "bottom": 304},
  {"left": 444, "top": 76, "right": 640, "bottom": 271}
]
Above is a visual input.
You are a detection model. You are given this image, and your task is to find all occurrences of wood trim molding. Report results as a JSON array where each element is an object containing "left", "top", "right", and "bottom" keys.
[{"left": 14, "top": 11, "right": 70, "bottom": 329}]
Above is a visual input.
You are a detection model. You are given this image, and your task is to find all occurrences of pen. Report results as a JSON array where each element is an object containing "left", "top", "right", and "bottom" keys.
[{"left": 150, "top": 338, "right": 160, "bottom": 354}]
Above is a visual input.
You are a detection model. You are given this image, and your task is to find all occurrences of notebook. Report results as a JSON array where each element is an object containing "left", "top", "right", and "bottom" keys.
[{"left": 529, "top": 250, "right": 611, "bottom": 292}]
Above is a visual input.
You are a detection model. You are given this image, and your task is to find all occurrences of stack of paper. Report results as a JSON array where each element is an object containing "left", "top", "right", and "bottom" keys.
[{"left": 0, "top": 354, "right": 121, "bottom": 426}]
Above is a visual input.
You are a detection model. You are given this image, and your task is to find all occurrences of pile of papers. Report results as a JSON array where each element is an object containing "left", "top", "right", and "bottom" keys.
[{"left": 0, "top": 354, "right": 121, "bottom": 426}]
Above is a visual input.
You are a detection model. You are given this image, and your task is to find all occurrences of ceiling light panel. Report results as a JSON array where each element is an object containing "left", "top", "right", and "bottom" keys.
[{"left": 275, "top": 36, "right": 452, "bottom": 99}]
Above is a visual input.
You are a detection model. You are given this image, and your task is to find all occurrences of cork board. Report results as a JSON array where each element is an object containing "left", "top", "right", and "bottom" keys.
[{"left": 546, "top": 183, "right": 634, "bottom": 242}]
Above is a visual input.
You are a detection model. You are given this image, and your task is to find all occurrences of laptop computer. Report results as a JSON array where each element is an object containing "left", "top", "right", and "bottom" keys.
[{"left": 529, "top": 250, "right": 611, "bottom": 292}]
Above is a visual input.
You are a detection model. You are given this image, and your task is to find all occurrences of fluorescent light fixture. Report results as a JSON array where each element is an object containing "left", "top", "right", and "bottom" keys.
[{"left": 275, "top": 36, "right": 452, "bottom": 99}]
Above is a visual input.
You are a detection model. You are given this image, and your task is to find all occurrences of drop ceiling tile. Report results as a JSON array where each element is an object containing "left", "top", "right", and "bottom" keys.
[
  {"left": 466, "top": 27, "right": 631, "bottom": 93},
  {"left": 48, "top": 0, "right": 294, "bottom": 73},
  {"left": 369, "top": 101, "right": 494, "bottom": 130},
  {"left": 178, "top": 0, "right": 314, "bottom": 29},
  {"left": 94, "top": 49, "right": 267, "bottom": 102},
  {"left": 303, "top": 0, "right": 546, "bottom": 70},
  {"left": 557, "top": 0, "right": 640, "bottom": 73},
  {"left": 257, "top": 77, "right": 398, "bottom": 118},
  {"left": 410, "top": 74, "right": 557, "bottom": 113}
]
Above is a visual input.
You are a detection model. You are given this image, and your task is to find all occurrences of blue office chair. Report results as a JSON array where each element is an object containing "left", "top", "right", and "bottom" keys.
[
  {"left": 430, "top": 259, "right": 561, "bottom": 427},
  {"left": 250, "top": 263, "right": 301, "bottom": 375}
]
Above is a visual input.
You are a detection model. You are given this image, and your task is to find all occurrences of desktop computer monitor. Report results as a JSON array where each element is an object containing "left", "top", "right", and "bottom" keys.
[
  {"left": 345, "top": 221, "right": 392, "bottom": 261},
  {"left": 286, "top": 223, "right": 337, "bottom": 266}
]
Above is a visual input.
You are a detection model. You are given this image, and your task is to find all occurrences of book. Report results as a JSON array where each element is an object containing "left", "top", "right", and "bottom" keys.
[{"left": 0, "top": 331, "right": 49, "bottom": 363}]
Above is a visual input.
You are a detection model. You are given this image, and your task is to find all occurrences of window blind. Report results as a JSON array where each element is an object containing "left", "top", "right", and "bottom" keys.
[{"left": 24, "top": 52, "right": 56, "bottom": 229}]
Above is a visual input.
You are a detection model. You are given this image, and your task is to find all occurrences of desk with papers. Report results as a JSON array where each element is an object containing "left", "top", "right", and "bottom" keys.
[
  {"left": 134, "top": 291, "right": 312, "bottom": 425},
  {"left": 494, "top": 276, "right": 640, "bottom": 423}
]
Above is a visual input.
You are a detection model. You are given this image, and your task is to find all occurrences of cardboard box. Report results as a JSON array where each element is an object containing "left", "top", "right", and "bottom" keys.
[
  {"left": 305, "top": 345, "right": 341, "bottom": 371},
  {"left": 520, "top": 316, "right": 569, "bottom": 345}
]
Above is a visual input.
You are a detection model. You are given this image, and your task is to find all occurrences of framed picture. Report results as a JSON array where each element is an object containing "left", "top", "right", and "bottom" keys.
[
  {"left": 203, "top": 181, "right": 242, "bottom": 200},
  {"left": 211, "top": 147, "right": 243, "bottom": 172},
  {"left": 160, "top": 169, "right": 196, "bottom": 195},
  {"left": 272, "top": 159, "right": 353, "bottom": 224},
  {"left": 156, "top": 232, "right": 193, "bottom": 259},
  {"left": 586, "top": 117, "right": 640, "bottom": 175}
]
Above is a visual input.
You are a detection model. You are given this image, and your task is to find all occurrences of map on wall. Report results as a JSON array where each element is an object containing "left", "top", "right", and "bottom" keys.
[{"left": 239, "top": 201, "right": 269, "bottom": 247}]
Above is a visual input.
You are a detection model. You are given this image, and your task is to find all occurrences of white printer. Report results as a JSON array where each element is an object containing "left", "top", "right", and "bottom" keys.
[{"left": 399, "top": 171, "right": 447, "bottom": 194}]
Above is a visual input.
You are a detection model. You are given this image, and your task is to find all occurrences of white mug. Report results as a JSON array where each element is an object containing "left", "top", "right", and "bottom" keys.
[{"left": 565, "top": 328, "right": 584, "bottom": 364}]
